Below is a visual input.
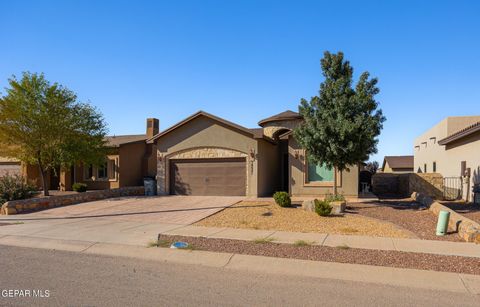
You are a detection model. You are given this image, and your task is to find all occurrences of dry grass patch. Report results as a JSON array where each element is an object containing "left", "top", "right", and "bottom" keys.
[{"left": 195, "top": 201, "right": 412, "bottom": 238}]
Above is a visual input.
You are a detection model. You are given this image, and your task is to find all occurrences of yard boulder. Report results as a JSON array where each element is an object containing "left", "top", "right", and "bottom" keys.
[{"left": 302, "top": 199, "right": 346, "bottom": 214}]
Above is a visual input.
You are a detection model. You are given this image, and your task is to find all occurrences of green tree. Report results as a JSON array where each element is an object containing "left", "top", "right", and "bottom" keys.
[
  {"left": 0, "top": 72, "right": 108, "bottom": 196},
  {"left": 294, "top": 51, "right": 385, "bottom": 195}
]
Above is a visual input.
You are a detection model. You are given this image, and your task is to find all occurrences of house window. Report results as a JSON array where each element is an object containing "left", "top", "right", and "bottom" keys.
[
  {"left": 83, "top": 157, "right": 118, "bottom": 181},
  {"left": 424, "top": 164, "right": 427, "bottom": 173},
  {"left": 98, "top": 162, "right": 108, "bottom": 180},
  {"left": 307, "top": 158, "right": 334, "bottom": 182},
  {"left": 433, "top": 162, "right": 437, "bottom": 172}
]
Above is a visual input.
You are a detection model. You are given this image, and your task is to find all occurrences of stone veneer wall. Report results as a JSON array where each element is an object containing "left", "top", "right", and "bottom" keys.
[
  {"left": 157, "top": 147, "right": 249, "bottom": 195},
  {"left": 372, "top": 173, "right": 444, "bottom": 199},
  {"left": 262, "top": 120, "right": 301, "bottom": 139},
  {"left": 0, "top": 186, "right": 145, "bottom": 215},
  {"left": 412, "top": 192, "right": 480, "bottom": 243}
]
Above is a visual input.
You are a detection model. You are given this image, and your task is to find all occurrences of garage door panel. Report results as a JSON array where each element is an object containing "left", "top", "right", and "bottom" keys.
[{"left": 170, "top": 158, "right": 246, "bottom": 196}]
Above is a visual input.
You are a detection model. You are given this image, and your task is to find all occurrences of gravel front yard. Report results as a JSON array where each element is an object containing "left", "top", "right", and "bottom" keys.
[
  {"left": 441, "top": 201, "right": 480, "bottom": 224},
  {"left": 158, "top": 234, "right": 480, "bottom": 275},
  {"left": 347, "top": 199, "right": 462, "bottom": 242},
  {"left": 195, "top": 201, "right": 413, "bottom": 238}
]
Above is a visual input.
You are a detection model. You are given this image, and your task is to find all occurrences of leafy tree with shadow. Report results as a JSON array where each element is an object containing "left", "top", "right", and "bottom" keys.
[
  {"left": 294, "top": 51, "right": 385, "bottom": 195},
  {"left": 0, "top": 72, "right": 108, "bottom": 196}
]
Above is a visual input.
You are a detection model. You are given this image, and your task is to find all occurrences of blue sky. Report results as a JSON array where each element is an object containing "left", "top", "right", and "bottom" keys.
[{"left": 1, "top": 1, "right": 479, "bottom": 162}]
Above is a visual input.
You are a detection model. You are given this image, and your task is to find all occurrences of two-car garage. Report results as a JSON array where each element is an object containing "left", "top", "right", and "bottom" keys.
[{"left": 169, "top": 158, "right": 246, "bottom": 196}]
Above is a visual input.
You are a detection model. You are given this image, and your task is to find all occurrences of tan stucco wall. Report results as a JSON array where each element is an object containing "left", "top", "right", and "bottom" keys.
[
  {"left": 155, "top": 116, "right": 261, "bottom": 196},
  {"left": 444, "top": 131, "right": 480, "bottom": 201},
  {"left": 118, "top": 142, "right": 147, "bottom": 187},
  {"left": 288, "top": 136, "right": 359, "bottom": 197},
  {"left": 414, "top": 116, "right": 480, "bottom": 201}
]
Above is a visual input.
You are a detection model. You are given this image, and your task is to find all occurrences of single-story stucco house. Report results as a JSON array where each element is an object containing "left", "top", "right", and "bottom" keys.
[
  {"left": 381, "top": 156, "right": 414, "bottom": 173},
  {"left": 22, "top": 110, "right": 360, "bottom": 198}
]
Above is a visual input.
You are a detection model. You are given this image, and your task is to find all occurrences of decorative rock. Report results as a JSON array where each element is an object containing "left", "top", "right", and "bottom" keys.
[
  {"left": 302, "top": 200, "right": 315, "bottom": 212},
  {"left": 330, "top": 201, "right": 346, "bottom": 214}
]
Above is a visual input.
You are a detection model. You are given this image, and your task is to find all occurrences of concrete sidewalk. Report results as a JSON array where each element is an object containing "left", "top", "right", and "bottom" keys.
[
  {"left": 0, "top": 234, "right": 479, "bottom": 296},
  {"left": 161, "top": 225, "right": 480, "bottom": 258}
]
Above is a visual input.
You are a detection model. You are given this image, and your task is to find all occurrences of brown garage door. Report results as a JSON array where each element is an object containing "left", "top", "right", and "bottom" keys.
[{"left": 170, "top": 158, "right": 246, "bottom": 196}]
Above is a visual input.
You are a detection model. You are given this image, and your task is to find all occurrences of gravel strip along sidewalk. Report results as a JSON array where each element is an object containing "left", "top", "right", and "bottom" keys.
[
  {"left": 347, "top": 199, "right": 462, "bottom": 242},
  {"left": 158, "top": 234, "right": 480, "bottom": 275}
]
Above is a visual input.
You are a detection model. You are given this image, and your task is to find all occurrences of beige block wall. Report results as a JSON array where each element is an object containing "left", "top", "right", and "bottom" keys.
[{"left": 288, "top": 137, "right": 359, "bottom": 197}]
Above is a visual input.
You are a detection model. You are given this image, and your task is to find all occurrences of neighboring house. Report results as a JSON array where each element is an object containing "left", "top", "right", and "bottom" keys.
[
  {"left": 21, "top": 110, "right": 360, "bottom": 198},
  {"left": 414, "top": 116, "right": 480, "bottom": 201},
  {"left": 23, "top": 118, "right": 159, "bottom": 191},
  {"left": 381, "top": 156, "right": 414, "bottom": 173},
  {"left": 147, "top": 110, "right": 359, "bottom": 197},
  {"left": 0, "top": 157, "right": 21, "bottom": 177}
]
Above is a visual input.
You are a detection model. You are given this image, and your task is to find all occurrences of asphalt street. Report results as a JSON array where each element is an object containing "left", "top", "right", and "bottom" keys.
[{"left": 0, "top": 245, "right": 478, "bottom": 306}]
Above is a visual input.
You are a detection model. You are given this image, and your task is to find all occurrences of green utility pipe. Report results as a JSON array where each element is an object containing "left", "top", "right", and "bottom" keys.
[{"left": 436, "top": 210, "right": 450, "bottom": 236}]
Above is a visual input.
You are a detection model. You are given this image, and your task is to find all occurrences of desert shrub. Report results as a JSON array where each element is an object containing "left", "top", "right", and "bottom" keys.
[
  {"left": 273, "top": 191, "right": 291, "bottom": 207},
  {"left": 314, "top": 199, "right": 332, "bottom": 216},
  {"left": 0, "top": 174, "right": 37, "bottom": 204},
  {"left": 325, "top": 193, "right": 345, "bottom": 202},
  {"left": 72, "top": 183, "right": 88, "bottom": 193}
]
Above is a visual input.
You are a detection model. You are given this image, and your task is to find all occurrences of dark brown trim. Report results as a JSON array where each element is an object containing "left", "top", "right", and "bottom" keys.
[{"left": 438, "top": 121, "right": 480, "bottom": 145}]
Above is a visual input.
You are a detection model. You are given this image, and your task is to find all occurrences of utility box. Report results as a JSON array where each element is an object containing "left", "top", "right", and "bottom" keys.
[{"left": 144, "top": 177, "right": 157, "bottom": 196}]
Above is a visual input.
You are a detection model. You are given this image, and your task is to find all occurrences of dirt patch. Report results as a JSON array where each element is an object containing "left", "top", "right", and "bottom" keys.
[
  {"left": 348, "top": 199, "right": 462, "bottom": 242},
  {"left": 158, "top": 234, "right": 480, "bottom": 275},
  {"left": 195, "top": 201, "right": 412, "bottom": 238},
  {"left": 441, "top": 201, "right": 480, "bottom": 224}
]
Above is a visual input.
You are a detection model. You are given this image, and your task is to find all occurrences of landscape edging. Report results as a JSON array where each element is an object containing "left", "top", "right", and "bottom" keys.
[
  {"left": 0, "top": 186, "right": 145, "bottom": 215},
  {"left": 411, "top": 192, "right": 480, "bottom": 243}
]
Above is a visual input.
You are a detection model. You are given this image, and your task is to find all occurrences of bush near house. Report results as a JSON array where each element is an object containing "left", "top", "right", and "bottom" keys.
[
  {"left": 0, "top": 174, "right": 37, "bottom": 205},
  {"left": 315, "top": 199, "right": 333, "bottom": 216},
  {"left": 72, "top": 183, "right": 88, "bottom": 193},
  {"left": 273, "top": 191, "right": 291, "bottom": 207}
]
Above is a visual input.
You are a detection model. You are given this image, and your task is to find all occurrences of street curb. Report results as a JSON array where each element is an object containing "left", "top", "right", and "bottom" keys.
[{"left": 0, "top": 234, "right": 479, "bottom": 295}]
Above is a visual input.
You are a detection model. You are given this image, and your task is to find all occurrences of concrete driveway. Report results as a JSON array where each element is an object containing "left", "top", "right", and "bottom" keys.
[{"left": 0, "top": 196, "right": 242, "bottom": 246}]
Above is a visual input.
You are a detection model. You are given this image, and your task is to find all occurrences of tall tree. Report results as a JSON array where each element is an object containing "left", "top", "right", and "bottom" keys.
[
  {"left": 294, "top": 51, "right": 385, "bottom": 195},
  {"left": 0, "top": 72, "right": 108, "bottom": 196}
]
